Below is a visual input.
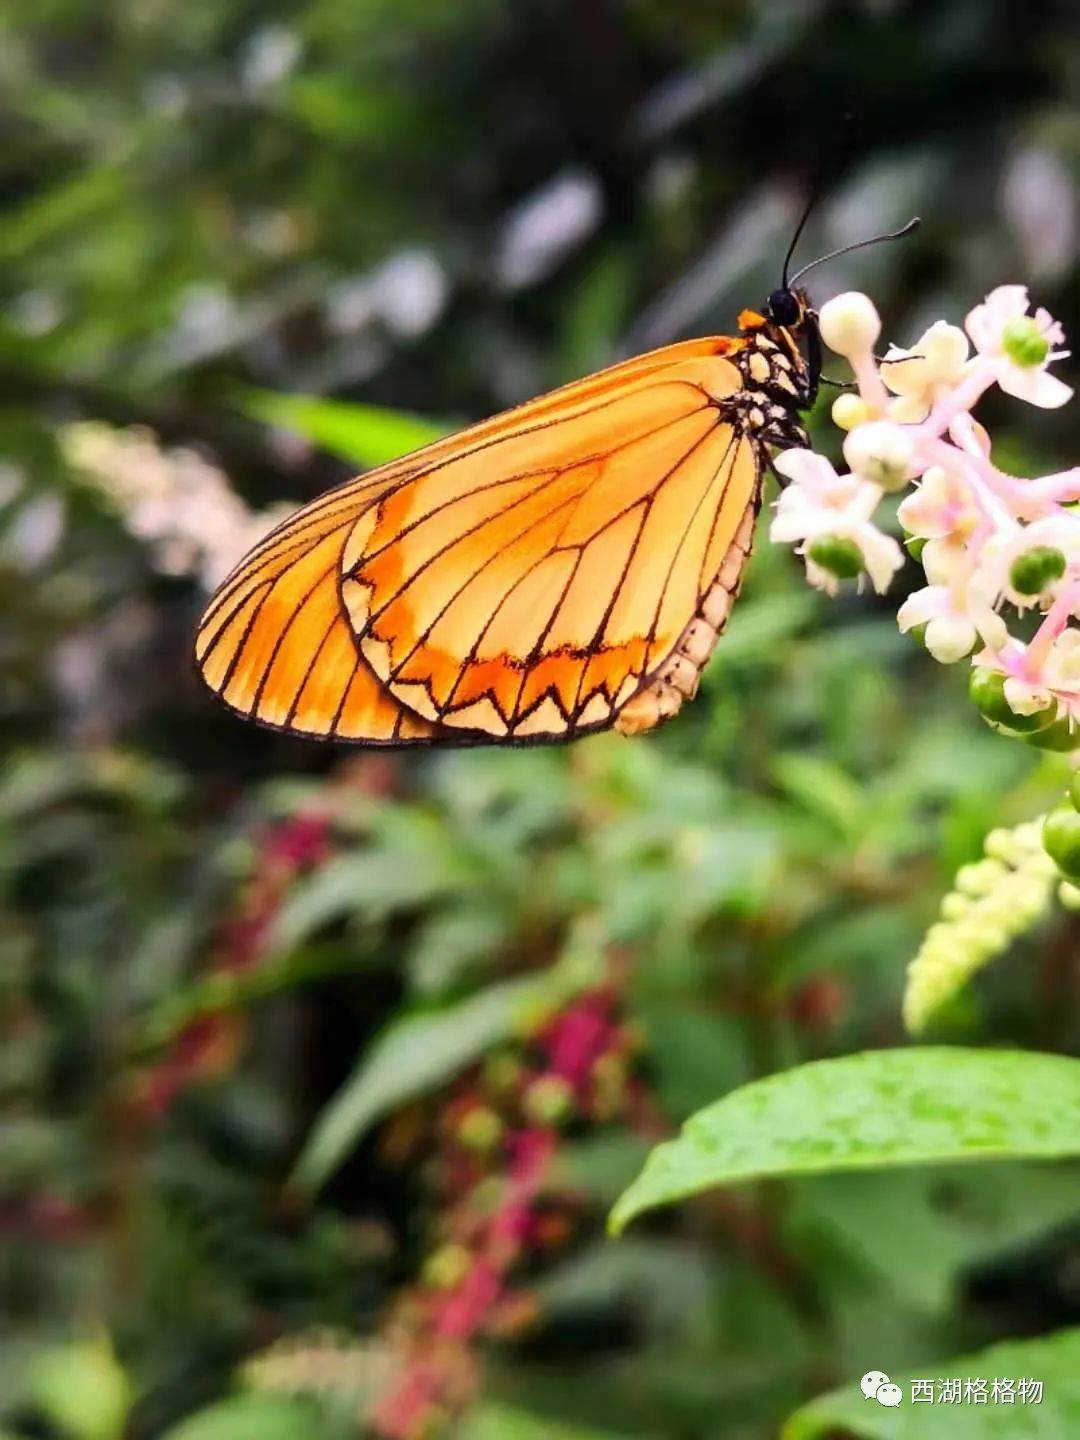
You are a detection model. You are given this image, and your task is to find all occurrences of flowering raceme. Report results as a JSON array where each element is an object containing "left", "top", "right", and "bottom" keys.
[
  {"left": 771, "top": 283, "right": 1079, "bottom": 734},
  {"left": 770, "top": 281, "right": 1080, "bottom": 1003}
]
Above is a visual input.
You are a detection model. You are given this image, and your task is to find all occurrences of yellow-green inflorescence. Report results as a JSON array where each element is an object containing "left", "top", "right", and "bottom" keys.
[{"left": 903, "top": 819, "right": 1067, "bottom": 1033}]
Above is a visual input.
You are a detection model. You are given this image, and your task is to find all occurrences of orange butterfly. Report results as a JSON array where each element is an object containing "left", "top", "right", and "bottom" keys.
[{"left": 195, "top": 220, "right": 916, "bottom": 746}]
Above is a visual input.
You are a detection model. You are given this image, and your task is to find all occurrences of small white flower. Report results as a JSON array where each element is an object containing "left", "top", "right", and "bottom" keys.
[
  {"left": 965, "top": 284, "right": 1072, "bottom": 408},
  {"left": 1002, "top": 675, "right": 1054, "bottom": 716},
  {"left": 978, "top": 514, "right": 1080, "bottom": 609},
  {"left": 819, "top": 291, "right": 881, "bottom": 359},
  {"left": 897, "top": 464, "right": 981, "bottom": 540},
  {"left": 772, "top": 447, "right": 845, "bottom": 497},
  {"left": 925, "top": 614, "right": 979, "bottom": 663},
  {"left": 880, "top": 321, "right": 971, "bottom": 423},
  {"left": 1037, "top": 629, "right": 1080, "bottom": 696},
  {"left": 982, "top": 631, "right": 1080, "bottom": 723},
  {"left": 771, "top": 449, "right": 903, "bottom": 595},
  {"left": 842, "top": 420, "right": 915, "bottom": 491},
  {"left": 897, "top": 572, "right": 1008, "bottom": 663},
  {"left": 772, "top": 282, "right": 1080, "bottom": 714},
  {"left": 922, "top": 536, "right": 970, "bottom": 585}
]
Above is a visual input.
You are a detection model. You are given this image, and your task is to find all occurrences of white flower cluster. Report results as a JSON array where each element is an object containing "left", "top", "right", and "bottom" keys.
[
  {"left": 902, "top": 820, "right": 1060, "bottom": 1033},
  {"left": 64, "top": 422, "right": 292, "bottom": 590},
  {"left": 771, "top": 284, "right": 1080, "bottom": 749}
]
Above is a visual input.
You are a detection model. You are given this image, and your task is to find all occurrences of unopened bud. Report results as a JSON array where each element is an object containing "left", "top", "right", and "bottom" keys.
[
  {"left": 923, "top": 614, "right": 976, "bottom": 663},
  {"left": 819, "top": 292, "right": 882, "bottom": 358},
  {"left": 831, "top": 393, "right": 875, "bottom": 431},
  {"left": 1002, "top": 316, "right": 1050, "bottom": 368},
  {"left": 969, "top": 667, "right": 1056, "bottom": 732},
  {"left": 843, "top": 420, "right": 915, "bottom": 491},
  {"left": 1043, "top": 804, "right": 1080, "bottom": 880},
  {"left": 424, "top": 1245, "right": 472, "bottom": 1290},
  {"left": 457, "top": 1106, "right": 503, "bottom": 1152},
  {"left": 523, "top": 1074, "right": 574, "bottom": 1126},
  {"left": 1022, "top": 715, "right": 1078, "bottom": 752},
  {"left": 807, "top": 534, "right": 863, "bottom": 580},
  {"left": 1009, "top": 545, "right": 1066, "bottom": 596}
]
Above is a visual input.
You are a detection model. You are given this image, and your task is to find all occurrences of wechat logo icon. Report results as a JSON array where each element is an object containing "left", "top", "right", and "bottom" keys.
[{"left": 861, "top": 1371, "right": 903, "bottom": 1407}]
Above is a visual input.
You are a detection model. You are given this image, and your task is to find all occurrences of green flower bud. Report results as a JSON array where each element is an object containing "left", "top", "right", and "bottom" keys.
[
  {"left": 940, "top": 893, "right": 970, "bottom": 921},
  {"left": 483, "top": 1052, "right": 523, "bottom": 1094},
  {"left": 1043, "top": 804, "right": 1080, "bottom": 880},
  {"left": 969, "top": 667, "right": 1056, "bottom": 733},
  {"left": 423, "top": 1244, "right": 472, "bottom": 1290},
  {"left": 1009, "top": 545, "right": 1066, "bottom": 596},
  {"left": 523, "top": 1073, "right": 574, "bottom": 1126},
  {"left": 807, "top": 535, "right": 863, "bottom": 580},
  {"left": 955, "top": 859, "right": 1006, "bottom": 897},
  {"left": 984, "top": 827, "right": 1021, "bottom": 862},
  {"left": 456, "top": 1106, "right": 503, "bottom": 1152},
  {"left": 1022, "top": 715, "right": 1078, "bottom": 751},
  {"left": 1001, "top": 316, "right": 1050, "bottom": 368}
]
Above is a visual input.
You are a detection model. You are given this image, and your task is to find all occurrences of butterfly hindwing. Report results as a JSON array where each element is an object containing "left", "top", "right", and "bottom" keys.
[{"left": 195, "top": 470, "right": 439, "bottom": 742}]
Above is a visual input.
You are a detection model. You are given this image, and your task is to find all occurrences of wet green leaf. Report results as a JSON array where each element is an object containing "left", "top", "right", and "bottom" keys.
[
  {"left": 292, "top": 953, "right": 598, "bottom": 1194},
  {"left": 611, "top": 1049, "right": 1080, "bottom": 1232},
  {"left": 784, "top": 1326, "right": 1080, "bottom": 1438}
]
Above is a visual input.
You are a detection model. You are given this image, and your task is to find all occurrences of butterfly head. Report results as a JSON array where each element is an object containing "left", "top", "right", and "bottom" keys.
[
  {"left": 764, "top": 285, "right": 809, "bottom": 331},
  {"left": 737, "top": 286, "right": 816, "bottom": 344},
  {"left": 734, "top": 286, "right": 821, "bottom": 420}
]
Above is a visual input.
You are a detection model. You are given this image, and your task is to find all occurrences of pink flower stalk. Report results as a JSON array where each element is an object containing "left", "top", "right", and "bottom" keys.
[
  {"left": 772, "top": 282, "right": 1080, "bottom": 740},
  {"left": 370, "top": 982, "right": 647, "bottom": 1439},
  {"left": 137, "top": 811, "right": 333, "bottom": 1116}
]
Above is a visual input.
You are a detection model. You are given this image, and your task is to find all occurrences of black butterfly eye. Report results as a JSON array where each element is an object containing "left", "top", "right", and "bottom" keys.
[{"left": 766, "top": 288, "right": 800, "bottom": 326}]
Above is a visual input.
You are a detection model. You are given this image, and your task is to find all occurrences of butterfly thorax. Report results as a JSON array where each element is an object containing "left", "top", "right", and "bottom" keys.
[
  {"left": 727, "top": 305, "right": 815, "bottom": 455},
  {"left": 612, "top": 307, "right": 814, "bottom": 739}
]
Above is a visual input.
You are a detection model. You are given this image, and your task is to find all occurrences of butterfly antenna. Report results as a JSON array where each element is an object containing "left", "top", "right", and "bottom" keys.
[
  {"left": 781, "top": 183, "right": 823, "bottom": 290},
  {"left": 788, "top": 217, "right": 920, "bottom": 287}
]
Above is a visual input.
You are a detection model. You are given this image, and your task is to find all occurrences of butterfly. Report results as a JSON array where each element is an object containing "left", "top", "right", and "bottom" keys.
[{"left": 195, "top": 217, "right": 917, "bottom": 746}]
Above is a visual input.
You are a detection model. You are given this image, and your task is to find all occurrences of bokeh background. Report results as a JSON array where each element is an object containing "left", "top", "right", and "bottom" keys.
[{"left": 3, "top": 2, "right": 1080, "bottom": 1437}]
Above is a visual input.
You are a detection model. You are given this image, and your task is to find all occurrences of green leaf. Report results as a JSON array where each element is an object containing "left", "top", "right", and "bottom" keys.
[
  {"left": 784, "top": 1163, "right": 1080, "bottom": 1316},
  {"left": 771, "top": 754, "right": 865, "bottom": 837},
  {"left": 610, "top": 1049, "right": 1080, "bottom": 1233},
  {"left": 161, "top": 1395, "right": 336, "bottom": 1440},
  {"left": 783, "top": 1326, "right": 1080, "bottom": 1438},
  {"left": 291, "top": 954, "right": 597, "bottom": 1194},
  {"left": 267, "top": 850, "right": 465, "bottom": 954},
  {"left": 27, "top": 1336, "right": 131, "bottom": 1440},
  {"left": 463, "top": 1404, "right": 643, "bottom": 1440},
  {"left": 241, "top": 390, "right": 448, "bottom": 468},
  {"left": 406, "top": 906, "right": 510, "bottom": 996}
]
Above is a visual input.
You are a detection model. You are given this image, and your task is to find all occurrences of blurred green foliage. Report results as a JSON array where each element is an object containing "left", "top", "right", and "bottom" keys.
[{"left": 2, "top": 2, "right": 1079, "bottom": 1437}]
